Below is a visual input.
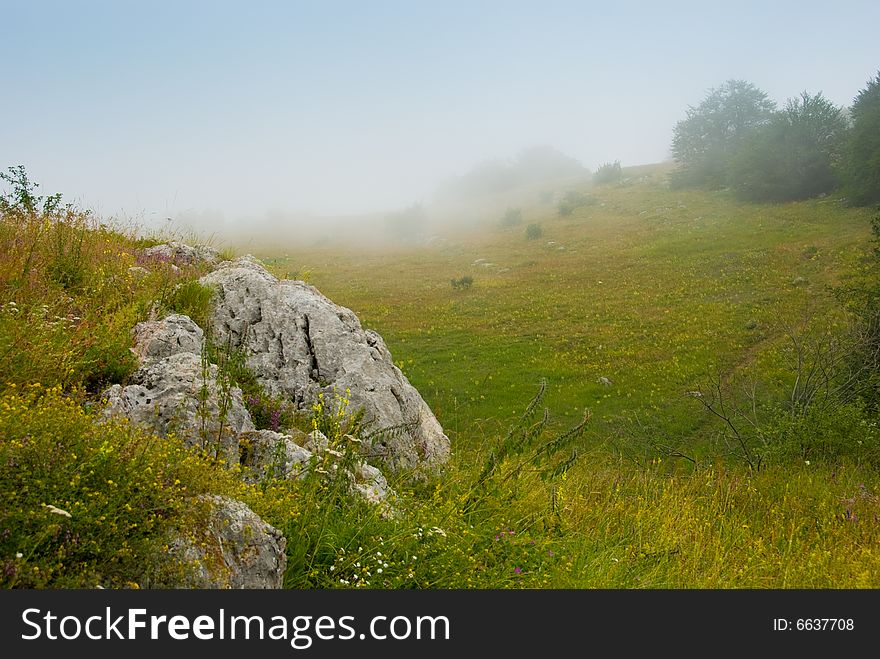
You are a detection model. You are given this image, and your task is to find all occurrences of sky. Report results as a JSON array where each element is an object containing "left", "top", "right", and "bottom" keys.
[{"left": 2, "top": 0, "right": 879, "bottom": 225}]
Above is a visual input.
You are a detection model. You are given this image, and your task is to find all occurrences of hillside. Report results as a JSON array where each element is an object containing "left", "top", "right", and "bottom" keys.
[
  {"left": 4, "top": 164, "right": 880, "bottom": 589},
  {"left": 261, "top": 164, "right": 874, "bottom": 450}
]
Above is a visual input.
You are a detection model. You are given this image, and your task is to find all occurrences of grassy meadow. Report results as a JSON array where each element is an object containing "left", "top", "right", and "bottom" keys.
[
  {"left": 3, "top": 164, "right": 880, "bottom": 588},
  {"left": 260, "top": 166, "right": 872, "bottom": 448},
  {"left": 249, "top": 164, "right": 880, "bottom": 587}
]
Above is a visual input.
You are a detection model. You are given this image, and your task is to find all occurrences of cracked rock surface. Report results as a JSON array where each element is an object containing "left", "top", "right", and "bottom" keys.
[
  {"left": 200, "top": 257, "right": 450, "bottom": 472},
  {"left": 171, "top": 495, "right": 287, "bottom": 589}
]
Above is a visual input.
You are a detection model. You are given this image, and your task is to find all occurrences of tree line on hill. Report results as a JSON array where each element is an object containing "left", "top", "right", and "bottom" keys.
[{"left": 670, "top": 72, "right": 880, "bottom": 206}]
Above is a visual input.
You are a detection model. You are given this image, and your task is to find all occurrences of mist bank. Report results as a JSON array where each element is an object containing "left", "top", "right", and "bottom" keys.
[{"left": 165, "top": 146, "right": 648, "bottom": 252}]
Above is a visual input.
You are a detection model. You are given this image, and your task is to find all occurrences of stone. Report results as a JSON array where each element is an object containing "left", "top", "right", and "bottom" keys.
[
  {"left": 200, "top": 257, "right": 450, "bottom": 473},
  {"left": 171, "top": 495, "right": 286, "bottom": 589},
  {"left": 238, "top": 429, "right": 312, "bottom": 482},
  {"left": 132, "top": 313, "right": 205, "bottom": 362},
  {"left": 241, "top": 428, "right": 393, "bottom": 505},
  {"left": 140, "top": 241, "right": 221, "bottom": 267},
  {"left": 103, "top": 352, "right": 254, "bottom": 466}
]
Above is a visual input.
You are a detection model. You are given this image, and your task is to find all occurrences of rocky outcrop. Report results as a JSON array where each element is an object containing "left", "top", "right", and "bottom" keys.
[
  {"left": 132, "top": 313, "right": 205, "bottom": 362},
  {"left": 238, "top": 429, "right": 312, "bottom": 482},
  {"left": 103, "top": 352, "right": 254, "bottom": 466},
  {"left": 200, "top": 257, "right": 450, "bottom": 472},
  {"left": 141, "top": 241, "right": 221, "bottom": 267},
  {"left": 239, "top": 429, "right": 392, "bottom": 505},
  {"left": 172, "top": 495, "right": 286, "bottom": 589}
]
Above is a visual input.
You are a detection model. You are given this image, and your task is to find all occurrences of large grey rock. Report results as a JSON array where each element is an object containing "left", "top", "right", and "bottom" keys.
[
  {"left": 172, "top": 495, "right": 286, "bottom": 589},
  {"left": 103, "top": 352, "right": 254, "bottom": 465},
  {"left": 141, "top": 241, "right": 221, "bottom": 267},
  {"left": 132, "top": 313, "right": 204, "bottom": 362},
  {"left": 200, "top": 257, "right": 450, "bottom": 472}
]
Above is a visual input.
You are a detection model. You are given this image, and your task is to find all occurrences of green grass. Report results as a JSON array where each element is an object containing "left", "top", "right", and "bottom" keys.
[
  {"left": 5, "top": 164, "right": 880, "bottom": 589},
  {"left": 261, "top": 169, "right": 873, "bottom": 444},
  {"left": 246, "top": 165, "right": 880, "bottom": 587}
]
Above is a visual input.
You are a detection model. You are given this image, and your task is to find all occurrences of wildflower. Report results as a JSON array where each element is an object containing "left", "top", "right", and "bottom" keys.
[
  {"left": 43, "top": 504, "right": 72, "bottom": 518},
  {"left": 377, "top": 568, "right": 383, "bottom": 574},
  {"left": 15, "top": 552, "right": 23, "bottom": 559},
  {"left": 514, "top": 567, "right": 522, "bottom": 574}
]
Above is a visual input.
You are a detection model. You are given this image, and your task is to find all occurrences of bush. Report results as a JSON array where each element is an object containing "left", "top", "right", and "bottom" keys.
[
  {"left": 450, "top": 276, "right": 473, "bottom": 290},
  {"left": 501, "top": 208, "right": 522, "bottom": 227},
  {"left": 760, "top": 402, "right": 880, "bottom": 467},
  {"left": 525, "top": 224, "right": 543, "bottom": 240},
  {"left": 593, "top": 161, "right": 622, "bottom": 185},
  {"left": 557, "top": 189, "right": 597, "bottom": 216},
  {"left": 0, "top": 385, "right": 223, "bottom": 587}
]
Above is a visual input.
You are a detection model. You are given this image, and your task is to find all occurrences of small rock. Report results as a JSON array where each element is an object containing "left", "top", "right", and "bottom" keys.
[
  {"left": 131, "top": 314, "right": 204, "bottom": 363},
  {"left": 170, "top": 495, "right": 286, "bottom": 589}
]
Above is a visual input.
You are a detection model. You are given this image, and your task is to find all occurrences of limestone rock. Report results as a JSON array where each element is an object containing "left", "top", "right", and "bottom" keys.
[
  {"left": 172, "top": 495, "right": 286, "bottom": 589},
  {"left": 103, "top": 352, "right": 253, "bottom": 465},
  {"left": 200, "top": 257, "right": 450, "bottom": 472},
  {"left": 239, "top": 429, "right": 392, "bottom": 505},
  {"left": 239, "top": 429, "right": 312, "bottom": 482},
  {"left": 141, "top": 241, "right": 221, "bottom": 267},
  {"left": 132, "top": 313, "right": 204, "bottom": 362}
]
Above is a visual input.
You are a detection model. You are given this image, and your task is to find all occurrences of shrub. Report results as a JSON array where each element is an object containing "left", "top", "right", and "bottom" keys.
[
  {"left": 450, "top": 276, "right": 473, "bottom": 290},
  {"left": 501, "top": 208, "right": 523, "bottom": 227},
  {"left": 525, "top": 224, "right": 543, "bottom": 240},
  {"left": 557, "top": 189, "right": 597, "bottom": 216},
  {"left": 760, "top": 402, "right": 880, "bottom": 467},
  {"left": 593, "top": 161, "right": 622, "bottom": 185},
  {"left": 0, "top": 385, "right": 223, "bottom": 588}
]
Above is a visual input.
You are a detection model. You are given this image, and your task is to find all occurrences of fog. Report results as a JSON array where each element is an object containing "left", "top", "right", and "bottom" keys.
[{"left": 2, "top": 1, "right": 878, "bottom": 246}]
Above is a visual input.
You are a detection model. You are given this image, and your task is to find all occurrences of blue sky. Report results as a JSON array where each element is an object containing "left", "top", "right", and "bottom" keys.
[{"left": 2, "top": 0, "right": 878, "bottom": 222}]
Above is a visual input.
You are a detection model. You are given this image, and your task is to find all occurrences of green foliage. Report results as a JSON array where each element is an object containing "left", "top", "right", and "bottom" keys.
[
  {"left": 834, "top": 211, "right": 880, "bottom": 410},
  {"left": 0, "top": 385, "right": 223, "bottom": 588},
  {"left": 525, "top": 223, "right": 543, "bottom": 240},
  {"left": 760, "top": 402, "right": 880, "bottom": 467},
  {"left": 557, "top": 189, "right": 597, "bottom": 215},
  {"left": 276, "top": 384, "right": 582, "bottom": 589},
  {"left": 594, "top": 161, "right": 622, "bottom": 185},
  {"left": 842, "top": 71, "right": 880, "bottom": 206},
  {"left": 205, "top": 338, "right": 300, "bottom": 434},
  {"left": 729, "top": 92, "right": 848, "bottom": 202},
  {"left": 501, "top": 207, "right": 523, "bottom": 227},
  {"left": 671, "top": 80, "right": 776, "bottom": 189},
  {"left": 450, "top": 275, "right": 473, "bottom": 290},
  {"left": 161, "top": 280, "right": 215, "bottom": 330},
  {"left": 0, "top": 165, "right": 63, "bottom": 216}
]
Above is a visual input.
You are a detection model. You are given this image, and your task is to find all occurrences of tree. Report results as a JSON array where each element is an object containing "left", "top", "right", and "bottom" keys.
[
  {"left": 728, "top": 92, "right": 848, "bottom": 202},
  {"left": 842, "top": 71, "right": 880, "bottom": 206},
  {"left": 670, "top": 80, "right": 776, "bottom": 189}
]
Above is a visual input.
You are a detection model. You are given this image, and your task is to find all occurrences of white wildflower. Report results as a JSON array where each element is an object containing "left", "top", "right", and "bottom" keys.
[{"left": 43, "top": 504, "right": 72, "bottom": 518}]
